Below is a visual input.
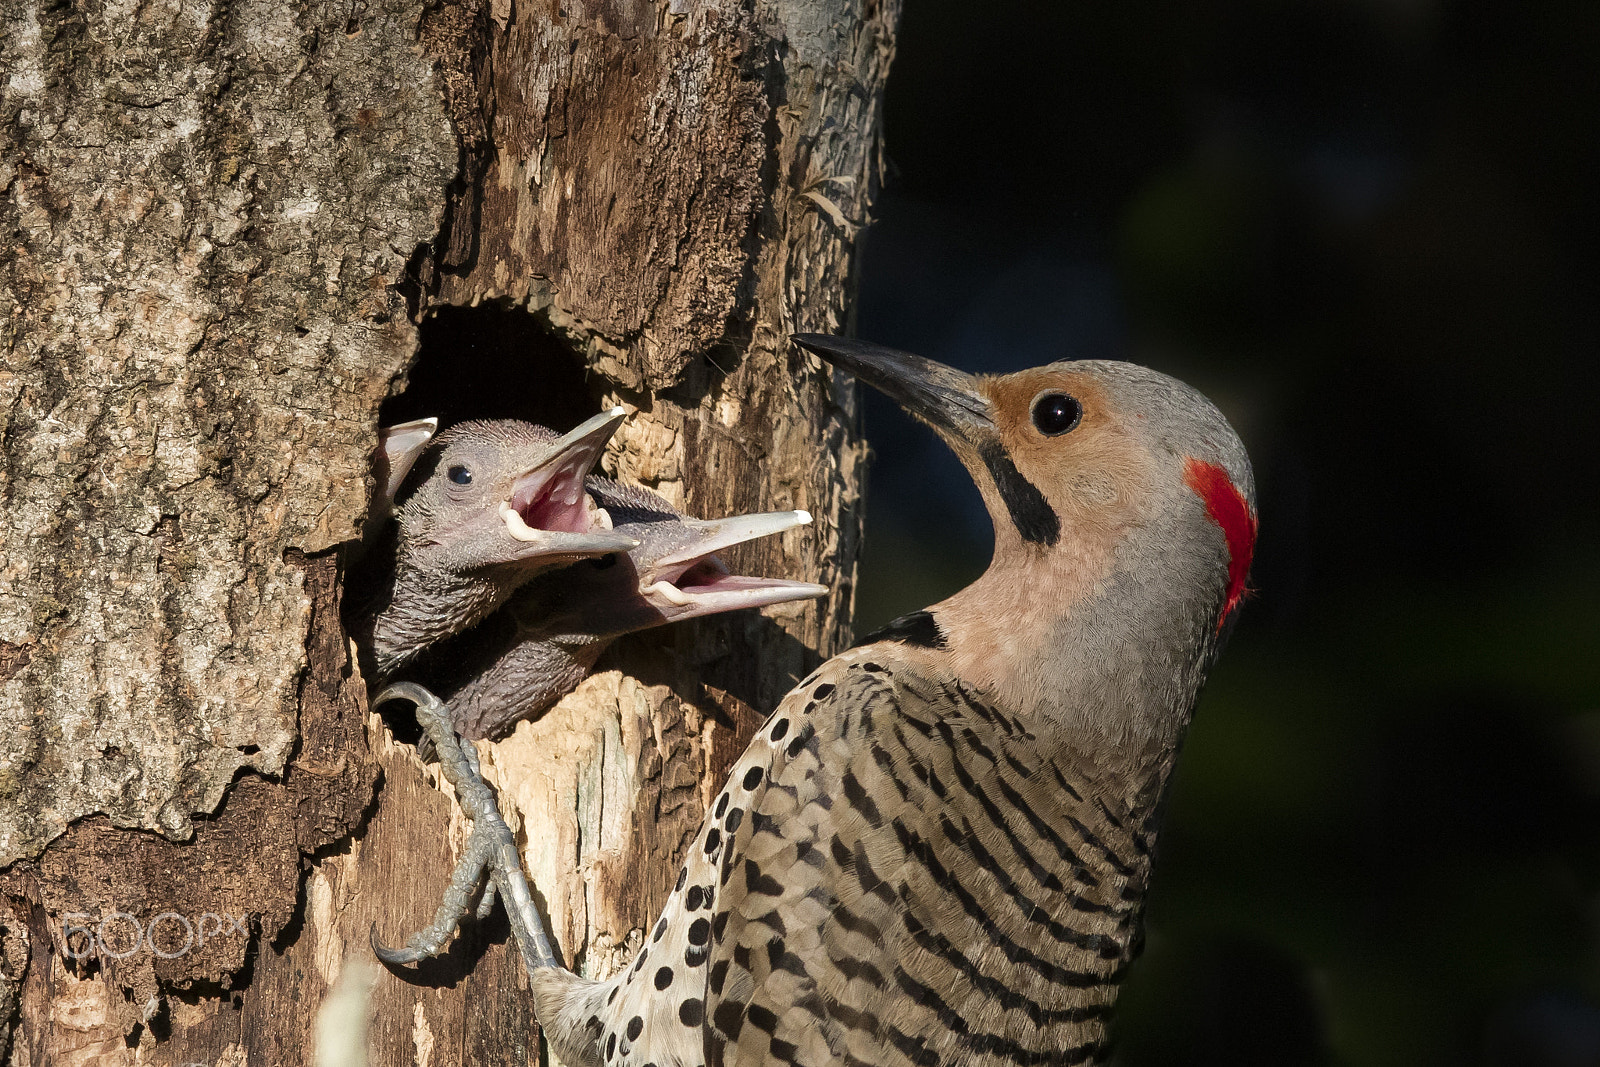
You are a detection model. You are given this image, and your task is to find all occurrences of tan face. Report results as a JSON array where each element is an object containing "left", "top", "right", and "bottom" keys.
[
  {"left": 790, "top": 333, "right": 1254, "bottom": 634},
  {"left": 968, "top": 367, "right": 1158, "bottom": 551}
]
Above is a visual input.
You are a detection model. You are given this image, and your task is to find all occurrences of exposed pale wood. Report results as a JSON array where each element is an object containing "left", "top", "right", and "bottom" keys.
[{"left": 0, "top": 0, "right": 897, "bottom": 1061}]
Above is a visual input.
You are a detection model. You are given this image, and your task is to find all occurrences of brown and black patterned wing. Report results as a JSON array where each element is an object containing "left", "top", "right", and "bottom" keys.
[{"left": 704, "top": 647, "right": 1150, "bottom": 1067}]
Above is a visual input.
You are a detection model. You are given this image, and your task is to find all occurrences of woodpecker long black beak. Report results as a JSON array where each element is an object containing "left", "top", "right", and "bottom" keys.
[
  {"left": 793, "top": 334, "right": 995, "bottom": 441},
  {"left": 796, "top": 334, "right": 1062, "bottom": 547}
]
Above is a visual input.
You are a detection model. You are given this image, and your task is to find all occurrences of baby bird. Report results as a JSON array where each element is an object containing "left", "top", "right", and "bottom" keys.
[
  {"left": 375, "top": 335, "right": 1256, "bottom": 1067},
  {"left": 349, "top": 410, "right": 639, "bottom": 679},
  {"left": 399, "top": 478, "right": 827, "bottom": 742},
  {"left": 371, "top": 486, "right": 825, "bottom": 965}
]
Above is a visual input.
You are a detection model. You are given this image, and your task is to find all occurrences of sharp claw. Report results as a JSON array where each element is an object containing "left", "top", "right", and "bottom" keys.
[
  {"left": 368, "top": 832, "right": 495, "bottom": 968},
  {"left": 373, "top": 681, "right": 447, "bottom": 714},
  {"left": 370, "top": 920, "right": 433, "bottom": 966},
  {"left": 368, "top": 683, "right": 559, "bottom": 974},
  {"left": 369, "top": 921, "right": 416, "bottom": 966}
]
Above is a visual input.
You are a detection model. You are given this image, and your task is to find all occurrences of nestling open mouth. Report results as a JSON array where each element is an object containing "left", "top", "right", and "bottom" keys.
[
  {"left": 638, "top": 511, "right": 828, "bottom": 612},
  {"left": 499, "top": 478, "right": 612, "bottom": 542},
  {"left": 643, "top": 556, "right": 741, "bottom": 607},
  {"left": 498, "top": 408, "right": 625, "bottom": 543}
]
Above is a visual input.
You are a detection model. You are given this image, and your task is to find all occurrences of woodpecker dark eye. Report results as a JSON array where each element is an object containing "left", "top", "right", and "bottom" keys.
[
  {"left": 447, "top": 465, "right": 472, "bottom": 486},
  {"left": 1031, "top": 393, "right": 1082, "bottom": 436},
  {"left": 589, "top": 553, "right": 619, "bottom": 570}
]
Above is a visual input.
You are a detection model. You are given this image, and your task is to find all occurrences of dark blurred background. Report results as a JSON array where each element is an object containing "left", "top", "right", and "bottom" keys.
[{"left": 850, "top": 2, "right": 1600, "bottom": 1064}]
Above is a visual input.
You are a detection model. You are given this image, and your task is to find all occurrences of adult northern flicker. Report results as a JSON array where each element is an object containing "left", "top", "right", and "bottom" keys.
[
  {"left": 378, "top": 336, "right": 1256, "bottom": 1067},
  {"left": 348, "top": 410, "right": 640, "bottom": 679},
  {"left": 371, "top": 484, "right": 826, "bottom": 964}
]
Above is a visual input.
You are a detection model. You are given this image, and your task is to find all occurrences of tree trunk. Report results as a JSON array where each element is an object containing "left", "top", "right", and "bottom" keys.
[{"left": 0, "top": 0, "right": 897, "bottom": 1061}]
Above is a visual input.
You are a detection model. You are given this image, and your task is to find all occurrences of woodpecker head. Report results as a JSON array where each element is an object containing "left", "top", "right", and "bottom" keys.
[
  {"left": 795, "top": 335, "right": 1257, "bottom": 761},
  {"left": 392, "top": 409, "right": 640, "bottom": 580},
  {"left": 419, "top": 481, "right": 827, "bottom": 740}
]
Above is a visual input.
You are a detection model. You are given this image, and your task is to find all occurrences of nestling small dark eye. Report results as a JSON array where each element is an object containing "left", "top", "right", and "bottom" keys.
[
  {"left": 1031, "top": 393, "right": 1082, "bottom": 436},
  {"left": 447, "top": 465, "right": 472, "bottom": 485},
  {"left": 589, "top": 553, "right": 619, "bottom": 570}
]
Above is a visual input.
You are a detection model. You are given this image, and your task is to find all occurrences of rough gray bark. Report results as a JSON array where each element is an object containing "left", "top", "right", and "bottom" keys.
[
  {"left": 0, "top": 0, "right": 897, "bottom": 1062},
  {"left": 0, "top": 0, "right": 453, "bottom": 871}
]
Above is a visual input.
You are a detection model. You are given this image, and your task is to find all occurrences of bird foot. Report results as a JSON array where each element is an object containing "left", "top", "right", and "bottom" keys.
[{"left": 370, "top": 683, "right": 560, "bottom": 975}]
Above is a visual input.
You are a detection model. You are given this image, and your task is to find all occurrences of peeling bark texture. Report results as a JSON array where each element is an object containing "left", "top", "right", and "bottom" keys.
[
  {"left": 0, "top": 0, "right": 455, "bottom": 860},
  {"left": 1, "top": 0, "right": 896, "bottom": 1060}
]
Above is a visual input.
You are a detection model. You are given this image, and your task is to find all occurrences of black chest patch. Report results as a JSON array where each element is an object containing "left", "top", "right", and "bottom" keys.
[
  {"left": 978, "top": 441, "right": 1061, "bottom": 546},
  {"left": 855, "top": 609, "right": 948, "bottom": 650}
]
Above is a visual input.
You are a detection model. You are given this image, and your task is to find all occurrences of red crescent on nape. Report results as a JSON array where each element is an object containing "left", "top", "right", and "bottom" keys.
[{"left": 1183, "top": 458, "right": 1258, "bottom": 632}]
